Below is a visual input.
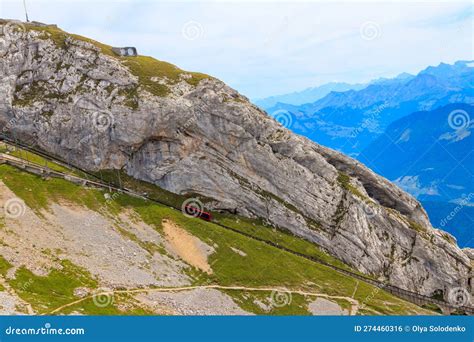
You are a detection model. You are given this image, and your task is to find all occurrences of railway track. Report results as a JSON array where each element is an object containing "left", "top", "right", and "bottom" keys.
[{"left": 0, "top": 133, "right": 472, "bottom": 314}]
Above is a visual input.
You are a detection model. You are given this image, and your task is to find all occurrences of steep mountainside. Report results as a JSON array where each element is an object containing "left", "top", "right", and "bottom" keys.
[
  {"left": 0, "top": 20, "right": 472, "bottom": 296},
  {"left": 360, "top": 103, "right": 474, "bottom": 246},
  {"left": 0, "top": 146, "right": 434, "bottom": 315},
  {"left": 267, "top": 61, "right": 474, "bottom": 157}
]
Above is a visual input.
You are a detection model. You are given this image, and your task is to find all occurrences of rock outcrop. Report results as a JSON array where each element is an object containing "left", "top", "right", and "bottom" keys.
[{"left": 0, "top": 20, "right": 471, "bottom": 296}]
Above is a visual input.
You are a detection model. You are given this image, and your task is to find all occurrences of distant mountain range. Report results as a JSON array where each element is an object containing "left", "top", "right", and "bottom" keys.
[
  {"left": 360, "top": 103, "right": 473, "bottom": 203},
  {"left": 259, "top": 61, "right": 474, "bottom": 246},
  {"left": 360, "top": 103, "right": 474, "bottom": 246},
  {"left": 253, "top": 82, "right": 368, "bottom": 108},
  {"left": 254, "top": 73, "right": 418, "bottom": 110},
  {"left": 265, "top": 60, "right": 474, "bottom": 157}
]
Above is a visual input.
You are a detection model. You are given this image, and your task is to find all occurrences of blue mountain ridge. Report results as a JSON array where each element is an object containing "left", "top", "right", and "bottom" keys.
[
  {"left": 254, "top": 82, "right": 368, "bottom": 109},
  {"left": 262, "top": 61, "right": 474, "bottom": 246},
  {"left": 266, "top": 60, "right": 474, "bottom": 157},
  {"left": 360, "top": 103, "right": 474, "bottom": 247}
]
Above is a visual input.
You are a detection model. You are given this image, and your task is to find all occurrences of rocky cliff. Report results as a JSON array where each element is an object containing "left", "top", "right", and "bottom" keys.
[{"left": 0, "top": 20, "right": 471, "bottom": 296}]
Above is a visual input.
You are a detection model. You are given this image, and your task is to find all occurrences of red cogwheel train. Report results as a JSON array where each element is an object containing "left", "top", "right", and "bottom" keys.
[{"left": 184, "top": 205, "right": 212, "bottom": 221}]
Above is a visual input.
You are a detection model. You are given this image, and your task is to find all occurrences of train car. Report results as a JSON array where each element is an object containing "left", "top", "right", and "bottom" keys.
[{"left": 184, "top": 205, "right": 212, "bottom": 221}]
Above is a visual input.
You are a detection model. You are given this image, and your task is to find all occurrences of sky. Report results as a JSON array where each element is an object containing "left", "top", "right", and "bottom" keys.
[{"left": 0, "top": 0, "right": 472, "bottom": 99}]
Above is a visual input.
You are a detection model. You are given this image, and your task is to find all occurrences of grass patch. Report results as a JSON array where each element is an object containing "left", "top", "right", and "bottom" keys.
[
  {"left": 27, "top": 24, "right": 115, "bottom": 56},
  {"left": 214, "top": 214, "right": 357, "bottom": 274},
  {"left": 13, "top": 81, "right": 45, "bottom": 107},
  {"left": 0, "top": 143, "right": 89, "bottom": 178},
  {"left": 28, "top": 24, "right": 69, "bottom": 49},
  {"left": 24, "top": 22, "right": 211, "bottom": 100},
  {"left": 421, "top": 303, "right": 443, "bottom": 314},
  {"left": 223, "top": 290, "right": 311, "bottom": 315},
  {"left": 9, "top": 259, "right": 98, "bottom": 313},
  {"left": 6, "top": 149, "right": 71, "bottom": 174},
  {"left": 122, "top": 56, "right": 210, "bottom": 97},
  {"left": 10, "top": 259, "right": 153, "bottom": 315},
  {"left": 118, "top": 86, "right": 139, "bottom": 110},
  {"left": 0, "top": 255, "right": 12, "bottom": 276},
  {"left": 408, "top": 219, "right": 427, "bottom": 233},
  {"left": 337, "top": 172, "right": 367, "bottom": 200},
  {"left": 0, "top": 164, "right": 115, "bottom": 214}
]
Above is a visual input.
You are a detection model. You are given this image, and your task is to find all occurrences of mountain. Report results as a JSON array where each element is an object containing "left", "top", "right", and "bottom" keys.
[
  {"left": 254, "top": 82, "right": 368, "bottom": 109},
  {"left": 360, "top": 103, "right": 474, "bottom": 247},
  {"left": 0, "top": 20, "right": 472, "bottom": 297},
  {"left": 267, "top": 61, "right": 474, "bottom": 157},
  {"left": 0, "top": 143, "right": 434, "bottom": 315},
  {"left": 370, "top": 72, "right": 415, "bottom": 85},
  {"left": 255, "top": 72, "right": 416, "bottom": 110}
]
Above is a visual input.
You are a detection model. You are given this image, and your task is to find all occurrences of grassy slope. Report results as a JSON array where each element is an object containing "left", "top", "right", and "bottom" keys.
[
  {"left": 24, "top": 23, "right": 210, "bottom": 97},
  {"left": 94, "top": 169, "right": 359, "bottom": 274},
  {"left": 0, "top": 255, "right": 152, "bottom": 315},
  {"left": 0, "top": 161, "right": 433, "bottom": 315}
]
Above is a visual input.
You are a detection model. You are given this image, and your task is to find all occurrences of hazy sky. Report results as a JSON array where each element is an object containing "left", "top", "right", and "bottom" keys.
[{"left": 0, "top": 0, "right": 472, "bottom": 99}]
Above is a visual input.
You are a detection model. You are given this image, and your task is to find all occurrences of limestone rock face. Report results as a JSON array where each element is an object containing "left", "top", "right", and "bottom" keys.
[{"left": 0, "top": 20, "right": 471, "bottom": 295}]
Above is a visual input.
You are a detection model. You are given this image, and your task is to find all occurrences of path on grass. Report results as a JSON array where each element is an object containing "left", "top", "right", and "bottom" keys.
[{"left": 48, "top": 284, "right": 359, "bottom": 315}]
